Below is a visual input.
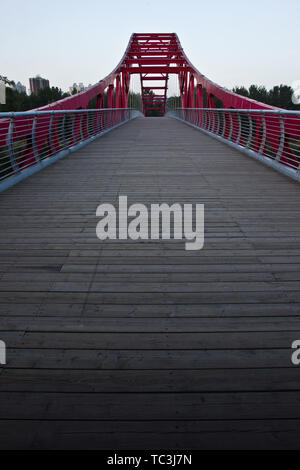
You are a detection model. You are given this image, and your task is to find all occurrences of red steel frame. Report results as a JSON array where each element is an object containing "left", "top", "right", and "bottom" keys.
[
  {"left": 33, "top": 32, "right": 282, "bottom": 116},
  {"left": 2, "top": 32, "right": 299, "bottom": 174}
]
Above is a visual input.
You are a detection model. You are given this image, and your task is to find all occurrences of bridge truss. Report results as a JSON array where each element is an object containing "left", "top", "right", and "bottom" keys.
[
  {"left": 31, "top": 33, "right": 283, "bottom": 115},
  {"left": 0, "top": 33, "right": 300, "bottom": 191}
]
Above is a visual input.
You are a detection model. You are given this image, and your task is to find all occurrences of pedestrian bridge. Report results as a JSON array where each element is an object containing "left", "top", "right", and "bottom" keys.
[
  {"left": 0, "top": 32, "right": 300, "bottom": 450},
  {"left": 1, "top": 116, "right": 300, "bottom": 449}
]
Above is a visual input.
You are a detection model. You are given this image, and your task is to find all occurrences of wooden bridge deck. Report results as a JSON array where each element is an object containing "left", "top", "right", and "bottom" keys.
[{"left": 0, "top": 117, "right": 300, "bottom": 449}]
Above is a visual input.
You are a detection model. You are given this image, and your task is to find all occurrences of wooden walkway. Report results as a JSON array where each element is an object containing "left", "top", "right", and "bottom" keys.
[{"left": 0, "top": 117, "right": 300, "bottom": 449}]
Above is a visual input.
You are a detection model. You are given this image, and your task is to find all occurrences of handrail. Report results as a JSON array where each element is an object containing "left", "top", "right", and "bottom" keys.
[
  {"left": 0, "top": 108, "right": 141, "bottom": 192},
  {"left": 168, "top": 108, "right": 300, "bottom": 182},
  {"left": 170, "top": 108, "right": 300, "bottom": 115},
  {"left": 0, "top": 108, "right": 133, "bottom": 118}
]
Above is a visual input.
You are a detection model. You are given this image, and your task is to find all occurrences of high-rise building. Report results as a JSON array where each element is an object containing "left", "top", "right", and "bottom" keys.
[{"left": 29, "top": 75, "right": 50, "bottom": 95}]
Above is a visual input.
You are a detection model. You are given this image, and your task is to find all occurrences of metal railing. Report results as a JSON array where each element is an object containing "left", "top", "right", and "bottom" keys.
[
  {"left": 0, "top": 108, "right": 140, "bottom": 191},
  {"left": 168, "top": 108, "right": 300, "bottom": 182}
]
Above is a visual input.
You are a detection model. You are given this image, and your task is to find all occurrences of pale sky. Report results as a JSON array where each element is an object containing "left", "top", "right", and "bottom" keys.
[{"left": 2, "top": 0, "right": 299, "bottom": 94}]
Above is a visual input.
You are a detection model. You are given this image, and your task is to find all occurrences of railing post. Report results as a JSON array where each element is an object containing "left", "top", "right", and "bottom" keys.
[
  {"left": 221, "top": 111, "right": 226, "bottom": 138},
  {"left": 206, "top": 110, "right": 210, "bottom": 131},
  {"left": 79, "top": 113, "right": 84, "bottom": 141},
  {"left": 100, "top": 110, "right": 104, "bottom": 133},
  {"left": 7, "top": 116, "right": 19, "bottom": 173},
  {"left": 61, "top": 113, "right": 67, "bottom": 148},
  {"left": 259, "top": 112, "right": 266, "bottom": 154},
  {"left": 85, "top": 112, "right": 90, "bottom": 138},
  {"left": 216, "top": 110, "right": 220, "bottom": 135},
  {"left": 236, "top": 112, "right": 242, "bottom": 145},
  {"left": 200, "top": 109, "right": 203, "bottom": 128},
  {"left": 95, "top": 110, "right": 99, "bottom": 134},
  {"left": 92, "top": 110, "right": 97, "bottom": 136},
  {"left": 49, "top": 112, "right": 55, "bottom": 154},
  {"left": 228, "top": 112, "right": 233, "bottom": 141},
  {"left": 210, "top": 109, "right": 215, "bottom": 134},
  {"left": 205, "top": 109, "right": 209, "bottom": 130},
  {"left": 97, "top": 110, "right": 101, "bottom": 134},
  {"left": 276, "top": 113, "right": 285, "bottom": 161},
  {"left": 246, "top": 112, "right": 253, "bottom": 148},
  {"left": 32, "top": 113, "right": 39, "bottom": 162},
  {"left": 71, "top": 113, "right": 76, "bottom": 145}
]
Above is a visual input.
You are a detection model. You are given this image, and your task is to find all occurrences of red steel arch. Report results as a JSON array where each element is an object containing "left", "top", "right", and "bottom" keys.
[
  {"left": 37, "top": 32, "right": 280, "bottom": 115},
  {"left": 2, "top": 33, "right": 298, "bottom": 180}
]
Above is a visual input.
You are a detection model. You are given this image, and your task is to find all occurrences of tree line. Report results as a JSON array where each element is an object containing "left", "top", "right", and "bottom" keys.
[
  {"left": 168, "top": 84, "right": 300, "bottom": 111},
  {"left": 0, "top": 85, "right": 69, "bottom": 113},
  {"left": 0, "top": 76, "right": 144, "bottom": 113},
  {"left": 232, "top": 84, "right": 299, "bottom": 110},
  {"left": 1, "top": 74, "right": 299, "bottom": 112}
]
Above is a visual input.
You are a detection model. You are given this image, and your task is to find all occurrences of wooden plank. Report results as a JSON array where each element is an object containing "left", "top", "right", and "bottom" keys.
[
  {"left": 1, "top": 301, "right": 300, "bottom": 317},
  {"left": 0, "top": 391, "right": 299, "bottom": 420},
  {"left": 1, "top": 368, "right": 300, "bottom": 392},
  {"left": 1, "top": 347, "right": 293, "bottom": 369},
  {"left": 0, "top": 316, "right": 300, "bottom": 332},
  {"left": 0, "top": 331, "right": 297, "bottom": 349},
  {"left": 1, "top": 419, "right": 300, "bottom": 449}
]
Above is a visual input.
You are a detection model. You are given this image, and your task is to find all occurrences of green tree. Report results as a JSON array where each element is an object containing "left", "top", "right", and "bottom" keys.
[
  {"left": 268, "top": 85, "right": 295, "bottom": 109},
  {"left": 232, "top": 86, "right": 249, "bottom": 97},
  {"left": 0, "top": 82, "right": 69, "bottom": 112},
  {"left": 233, "top": 84, "right": 300, "bottom": 110}
]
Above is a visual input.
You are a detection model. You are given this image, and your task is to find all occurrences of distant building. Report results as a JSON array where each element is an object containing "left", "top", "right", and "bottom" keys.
[
  {"left": 29, "top": 75, "right": 50, "bottom": 95},
  {"left": 14, "top": 81, "right": 26, "bottom": 94},
  {"left": 69, "top": 82, "right": 85, "bottom": 94},
  {"left": 70, "top": 83, "right": 78, "bottom": 94}
]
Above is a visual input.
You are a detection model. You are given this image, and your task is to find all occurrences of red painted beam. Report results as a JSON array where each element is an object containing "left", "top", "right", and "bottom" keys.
[
  {"left": 141, "top": 77, "right": 169, "bottom": 80},
  {"left": 124, "top": 67, "right": 188, "bottom": 73},
  {"left": 126, "top": 59, "right": 186, "bottom": 65},
  {"left": 132, "top": 52, "right": 181, "bottom": 56}
]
